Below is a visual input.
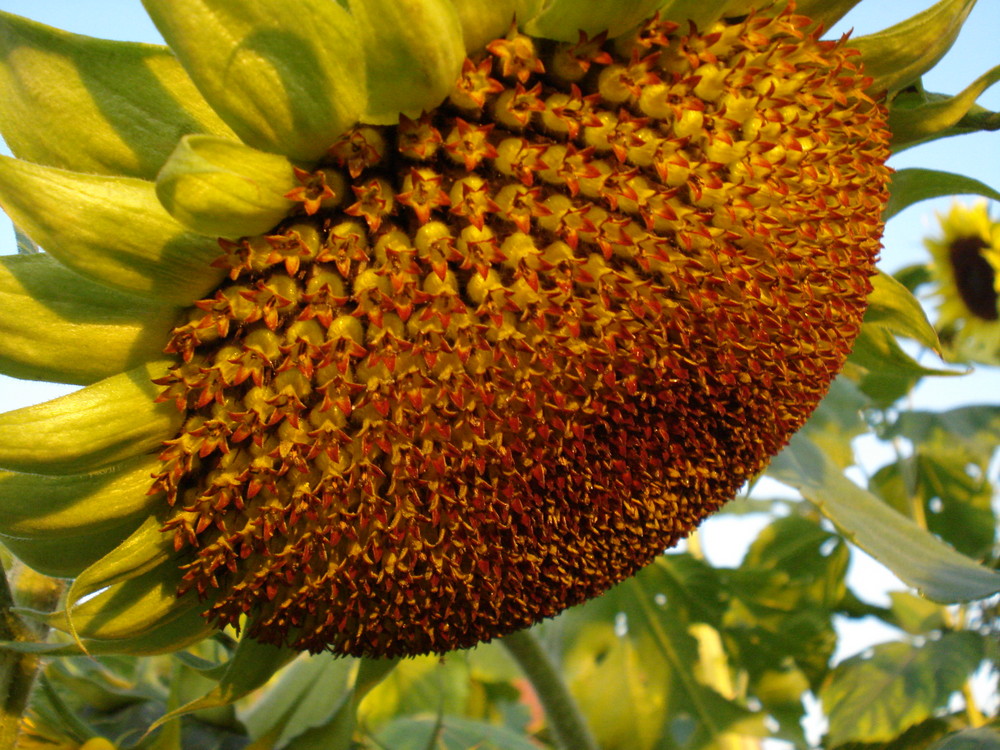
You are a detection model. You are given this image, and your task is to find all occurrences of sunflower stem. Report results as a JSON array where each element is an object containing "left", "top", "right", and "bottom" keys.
[
  {"left": 499, "top": 628, "right": 600, "bottom": 750},
  {"left": 0, "top": 561, "right": 44, "bottom": 750}
]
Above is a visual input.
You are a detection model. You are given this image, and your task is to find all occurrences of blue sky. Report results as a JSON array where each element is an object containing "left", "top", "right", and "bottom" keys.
[{"left": 2, "top": 1, "right": 998, "bottom": 412}]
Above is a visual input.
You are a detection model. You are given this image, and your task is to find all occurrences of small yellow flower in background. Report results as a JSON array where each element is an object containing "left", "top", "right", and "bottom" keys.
[
  {"left": 0, "top": 0, "right": 890, "bottom": 660},
  {"left": 925, "top": 202, "right": 1000, "bottom": 365}
]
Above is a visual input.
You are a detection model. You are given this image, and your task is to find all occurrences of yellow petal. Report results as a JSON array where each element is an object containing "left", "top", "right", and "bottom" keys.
[
  {"left": 0, "top": 454, "right": 163, "bottom": 537},
  {"left": 451, "top": 0, "right": 544, "bottom": 53},
  {"left": 0, "top": 362, "right": 180, "bottom": 474},
  {"left": 0, "top": 156, "right": 225, "bottom": 303},
  {"left": 142, "top": 0, "right": 367, "bottom": 161},
  {"left": 33, "top": 561, "right": 199, "bottom": 641},
  {"left": 351, "top": 0, "right": 465, "bottom": 124},
  {"left": 1, "top": 515, "right": 144, "bottom": 579},
  {"left": 0, "top": 255, "right": 179, "bottom": 385},
  {"left": 524, "top": 0, "right": 669, "bottom": 41},
  {"left": 0, "top": 10, "right": 235, "bottom": 180},
  {"left": 155, "top": 135, "right": 297, "bottom": 238}
]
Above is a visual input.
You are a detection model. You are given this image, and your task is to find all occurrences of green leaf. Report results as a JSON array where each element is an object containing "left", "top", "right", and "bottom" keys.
[
  {"left": 239, "top": 653, "right": 356, "bottom": 748},
  {"left": 283, "top": 658, "right": 400, "bottom": 750},
  {"left": 888, "top": 405, "right": 1000, "bottom": 463},
  {"left": 142, "top": 0, "right": 366, "bottom": 161},
  {"left": 359, "top": 655, "right": 470, "bottom": 728},
  {"left": 847, "top": 324, "right": 959, "bottom": 408},
  {"left": 885, "top": 168, "right": 1000, "bottom": 222},
  {"left": 891, "top": 63, "right": 1000, "bottom": 152},
  {"left": 741, "top": 516, "right": 849, "bottom": 611},
  {"left": 169, "top": 654, "right": 239, "bottom": 735},
  {"left": 0, "top": 10, "right": 235, "bottom": 180},
  {"left": 560, "top": 621, "right": 677, "bottom": 750},
  {"left": 869, "top": 450, "right": 997, "bottom": 561},
  {"left": 800, "top": 376, "right": 873, "bottom": 468},
  {"left": 0, "top": 361, "right": 181, "bottom": 475},
  {"left": 155, "top": 135, "right": 297, "bottom": 239},
  {"left": 374, "top": 715, "right": 551, "bottom": 750},
  {"left": 350, "top": 0, "right": 465, "bottom": 124},
  {"left": 894, "top": 263, "right": 934, "bottom": 294},
  {"left": 580, "top": 564, "right": 762, "bottom": 748},
  {"left": 930, "top": 728, "right": 1000, "bottom": 750},
  {"left": 656, "top": 553, "right": 727, "bottom": 626},
  {"left": 0, "top": 156, "right": 224, "bottom": 303},
  {"left": 680, "top": 676, "right": 770, "bottom": 750},
  {"left": 0, "top": 254, "right": 179, "bottom": 385},
  {"left": 150, "top": 637, "right": 298, "bottom": 729},
  {"left": 722, "top": 516, "right": 848, "bottom": 686},
  {"left": 556, "top": 560, "right": 767, "bottom": 750},
  {"left": 820, "top": 632, "right": 985, "bottom": 746},
  {"left": 888, "top": 592, "right": 946, "bottom": 636},
  {"left": 767, "top": 433, "right": 1000, "bottom": 603},
  {"left": 853, "top": 0, "right": 977, "bottom": 94},
  {"left": 240, "top": 654, "right": 398, "bottom": 750},
  {"left": 864, "top": 270, "right": 941, "bottom": 352}
]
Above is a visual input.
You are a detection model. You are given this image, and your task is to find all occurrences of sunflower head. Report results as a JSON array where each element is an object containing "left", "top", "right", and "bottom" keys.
[
  {"left": 0, "top": 0, "right": 890, "bottom": 659},
  {"left": 925, "top": 201, "right": 1000, "bottom": 364}
]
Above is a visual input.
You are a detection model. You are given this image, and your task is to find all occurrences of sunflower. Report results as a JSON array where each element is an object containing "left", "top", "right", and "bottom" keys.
[
  {"left": 0, "top": 0, "right": 890, "bottom": 660},
  {"left": 924, "top": 201, "right": 1000, "bottom": 365}
]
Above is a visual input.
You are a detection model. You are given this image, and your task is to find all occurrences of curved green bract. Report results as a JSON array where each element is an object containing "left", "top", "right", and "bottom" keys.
[
  {"left": 67, "top": 515, "right": 176, "bottom": 605},
  {"left": 350, "top": 0, "right": 465, "bottom": 124},
  {"left": 142, "top": 0, "right": 366, "bottom": 161},
  {"left": 450, "top": 0, "right": 543, "bottom": 53},
  {"left": 890, "top": 63, "right": 1000, "bottom": 152},
  {"left": 656, "top": 0, "right": 747, "bottom": 31},
  {"left": 1, "top": 514, "right": 147, "bottom": 579},
  {"left": 525, "top": 0, "right": 664, "bottom": 41},
  {"left": 0, "top": 454, "right": 163, "bottom": 536},
  {"left": 24, "top": 559, "right": 201, "bottom": 641},
  {"left": 854, "top": 0, "right": 977, "bottom": 94},
  {"left": 0, "top": 254, "right": 179, "bottom": 385},
  {"left": 0, "top": 157, "right": 225, "bottom": 303},
  {"left": 155, "top": 135, "right": 297, "bottom": 238},
  {"left": 0, "top": 361, "right": 181, "bottom": 474},
  {"left": 0, "top": 10, "right": 235, "bottom": 181}
]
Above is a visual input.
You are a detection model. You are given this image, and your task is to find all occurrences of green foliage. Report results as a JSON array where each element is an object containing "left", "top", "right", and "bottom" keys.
[
  {"left": 885, "top": 169, "right": 1000, "bottom": 222},
  {"left": 821, "top": 633, "right": 986, "bottom": 746}
]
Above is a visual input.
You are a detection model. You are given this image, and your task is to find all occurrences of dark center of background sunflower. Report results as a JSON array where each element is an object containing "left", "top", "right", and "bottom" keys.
[{"left": 949, "top": 236, "right": 999, "bottom": 321}]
